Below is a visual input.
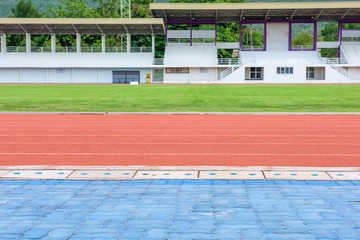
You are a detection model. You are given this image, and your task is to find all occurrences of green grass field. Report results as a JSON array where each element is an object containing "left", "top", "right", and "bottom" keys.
[{"left": 0, "top": 84, "right": 359, "bottom": 112}]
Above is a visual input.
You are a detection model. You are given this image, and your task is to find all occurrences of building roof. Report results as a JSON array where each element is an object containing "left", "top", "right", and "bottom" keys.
[
  {"left": 0, "top": 18, "right": 165, "bottom": 35},
  {"left": 150, "top": 2, "right": 360, "bottom": 22}
]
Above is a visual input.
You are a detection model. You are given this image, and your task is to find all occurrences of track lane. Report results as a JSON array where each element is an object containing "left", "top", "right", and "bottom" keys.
[{"left": 0, "top": 114, "right": 360, "bottom": 167}]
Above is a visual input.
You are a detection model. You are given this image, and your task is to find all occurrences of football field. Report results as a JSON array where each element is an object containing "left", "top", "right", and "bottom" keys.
[{"left": 0, "top": 84, "right": 359, "bottom": 112}]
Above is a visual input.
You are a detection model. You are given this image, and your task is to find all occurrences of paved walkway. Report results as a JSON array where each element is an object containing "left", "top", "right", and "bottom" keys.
[
  {"left": 1, "top": 168, "right": 360, "bottom": 180},
  {"left": 1, "top": 180, "right": 360, "bottom": 240}
]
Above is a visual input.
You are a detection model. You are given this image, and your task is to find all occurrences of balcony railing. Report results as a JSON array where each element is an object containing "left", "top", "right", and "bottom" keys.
[
  {"left": 291, "top": 45, "right": 314, "bottom": 51},
  {"left": 81, "top": 46, "right": 102, "bottom": 53},
  {"left": 31, "top": 46, "right": 52, "bottom": 53},
  {"left": 6, "top": 46, "right": 26, "bottom": 53},
  {"left": 153, "top": 58, "right": 164, "bottom": 65},
  {"left": 3, "top": 46, "right": 152, "bottom": 53},
  {"left": 218, "top": 58, "right": 239, "bottom": 65},
  {"left": 56, "top": 46, "right": 77, "bottom": 53},
  {"left": 105, "top": 46, "right": 127, "bottom": 53},
  {"left": 241, "top": 45, "right": 265, "bottom": 51},
  {"left": 131, "top": 47, "right": 152, "bottom": 53}
]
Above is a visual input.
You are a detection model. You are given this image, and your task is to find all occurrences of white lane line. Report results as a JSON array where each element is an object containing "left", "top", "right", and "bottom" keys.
[
  {"left": 0, "top": 134, "right": 359, "bottom": 137},
  {"left": 1, "top": 142, "right": 360, "bottom": 146},
  {"left": 0, "top": 153, "right": 360, "bottom": 156}
]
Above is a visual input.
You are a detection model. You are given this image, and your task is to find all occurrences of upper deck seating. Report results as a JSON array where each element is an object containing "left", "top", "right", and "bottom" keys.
[
  {"left": 241, "top": 50, "right": 321, "bottom": 65},
  {"left": 164, "top": 45, "right": 218, "bottom": 66}
]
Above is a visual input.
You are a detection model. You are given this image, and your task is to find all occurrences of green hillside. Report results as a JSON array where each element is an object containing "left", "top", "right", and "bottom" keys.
[{"left": 0, "top": 0, "right": 358, "bottom": 17}]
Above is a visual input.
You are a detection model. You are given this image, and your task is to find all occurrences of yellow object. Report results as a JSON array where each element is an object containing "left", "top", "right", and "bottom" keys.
[{"left": 146, "top": 73, "right": 151, "bottom": 84}]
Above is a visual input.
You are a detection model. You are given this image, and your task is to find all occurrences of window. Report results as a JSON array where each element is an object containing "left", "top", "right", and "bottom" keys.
[
  {"left": 251, "top": 67, "right": 262, "bottom": 79},
  {"left": 165, "top": 68, "right": 190, "bottom": 74},
  {"left": 306, "top": 67, "right": 315, "bottom": 79},
  {"left": 277, "top": 67, "right": 293, "bottom": 75}
]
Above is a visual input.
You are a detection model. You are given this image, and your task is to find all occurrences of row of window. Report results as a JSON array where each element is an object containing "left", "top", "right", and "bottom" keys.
[
  {"left": 247, "top": 67, "right": 318, "bottom": 80},
  {"left": 165, "top": 68, "right": 209, "bottom": 74},
  {"left": 165, "top": 67, "right": 319, "bottom": 80}
]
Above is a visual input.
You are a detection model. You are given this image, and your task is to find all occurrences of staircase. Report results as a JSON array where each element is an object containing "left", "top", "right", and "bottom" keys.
[
  {"left": 220, "top": 59, "right": 242, "bottom": 79},
  {"left": 317, "top": 51, "right": 349, "bottom": 79}
]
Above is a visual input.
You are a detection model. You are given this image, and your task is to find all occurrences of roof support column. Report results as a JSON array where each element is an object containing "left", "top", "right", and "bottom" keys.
[
  {"left": 152, "top": 34, "right": 155, "bottom": 56},
  {"left": 101, "top": 34, "right": 106, "bottom": 53},
  {"left": 165, "top": 22, "right": 168, "bottom": 46},
  {"left": 288, "top": 23, "right": 292, "bottom": 51},
  {"left": 215, "top": 23, "right": 217, "bottom": 46},
  {"left": 26, "top": 32, "right": 31, "bottom": 53},
  {"left": 190, "top": 22, "right": 192, "bottom": 46},
  {"left": 313, "top": 21, "right": 317, "bottom": 51},
  {"left": 264, "top": 23, "right": 267, "bottom": 51},
  {"left": 76, "top": 33, "right": 81, "bottom": 53},
  {"left": 127, "top": 33, "right": 131, "bottom": 53},
  {"left": 338, "top": 21, "right": 343, "bottom": 45},
  {"left": 239, "top": 23, "right": 242, "bottom": 50},
  {"left": 51, "top": 34, "right": 56, "bottom": 53},
  {"left": 1, "top": 33, "right": 6, "bottom": 53}
]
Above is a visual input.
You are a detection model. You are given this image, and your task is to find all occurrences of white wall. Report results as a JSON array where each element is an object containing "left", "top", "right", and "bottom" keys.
[
  {"left": 48, "top": 68, "right": 72, "bottom": 83},
  {"left": 190, "top": 68, "right": 217, "bottom": 82},
  {"left": 0, "top": 68, "right": 152, "bottom": 84},
  {"left": 267, "top": 23, "right": 289, "bottom": 51},
  {"left": 74, "top": 69, "right": 99, "bottom": 84},
  {"left": 0, "top": 69, "right": 20, "bottom": 83},
  {"left": 164, "top": 73, "right": 190, "bottom": 83},
  {"left": 22, "top": 69, "right": 46, "bottom": 83},
  {"left": 348, "top": 67, "right": 360, "bottom": 80}
]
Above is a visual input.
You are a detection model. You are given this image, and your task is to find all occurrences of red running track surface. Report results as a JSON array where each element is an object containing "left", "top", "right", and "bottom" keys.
[{"left": 0, "top": 114, "right": 359, "bottom": 167}]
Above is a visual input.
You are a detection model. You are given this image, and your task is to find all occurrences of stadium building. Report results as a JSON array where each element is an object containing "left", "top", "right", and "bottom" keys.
[{"left": 0, "top": 1, "right": 360, "bottom": 84}]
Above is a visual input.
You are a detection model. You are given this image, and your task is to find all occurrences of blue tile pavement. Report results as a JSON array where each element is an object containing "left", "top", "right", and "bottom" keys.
[{"left": 0, "top": 180, "right": 359, "bottom": 240}]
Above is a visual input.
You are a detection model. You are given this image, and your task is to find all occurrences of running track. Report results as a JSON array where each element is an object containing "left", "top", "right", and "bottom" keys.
[{"left": 0, "top": 114, "right": 360, "bottom": 167}]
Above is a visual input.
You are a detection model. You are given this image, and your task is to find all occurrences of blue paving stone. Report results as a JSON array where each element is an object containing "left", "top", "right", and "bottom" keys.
[{"left": 0, "top": 180, "right": 360, "bottom": 239}]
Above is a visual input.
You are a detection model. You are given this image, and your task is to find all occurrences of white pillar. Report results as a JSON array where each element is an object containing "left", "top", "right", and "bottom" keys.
[
  {"left": 98, "top": 68, "right": 101, "bottom": 83},
  {"left": 26, "top": 33, "right": 31, "bottom": 53},
  {"left": 152, "top": 35, "right": 155, "bottom": 56},
  {"left": 19, "top": 68, "right": 23, "bottom": 83},
  {"left": 51, "top": 34, "right": 56, "bottom": 53},
  {"left": 1, "top": 33, "right": 6, "bottom": 53},
  {"left": 76, "top": 33, "right": 81, "bottom": 53},
  {"left": 127, "top": 33, "right": 131, "bottom": 53},
  {"left": 101, "top": 34, "right": 106, "bottom": 53}
]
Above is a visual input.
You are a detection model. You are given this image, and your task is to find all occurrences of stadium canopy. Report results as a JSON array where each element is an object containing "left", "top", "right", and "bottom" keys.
[
  {"left": 150, "top": 2, "right": 360, "bottom": 22},
  {"left": 0, "top": 18, "right": 165, "bottom": 35}
]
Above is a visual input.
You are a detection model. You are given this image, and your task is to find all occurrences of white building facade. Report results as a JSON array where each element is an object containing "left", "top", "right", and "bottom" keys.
[{"left": 1, "top": 2, "right": 360, "bottom": 84}]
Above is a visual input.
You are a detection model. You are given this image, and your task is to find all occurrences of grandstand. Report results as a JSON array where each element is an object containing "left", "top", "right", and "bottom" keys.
[{"left": 0, "top": 1, "right": 360, "bottom": 83}]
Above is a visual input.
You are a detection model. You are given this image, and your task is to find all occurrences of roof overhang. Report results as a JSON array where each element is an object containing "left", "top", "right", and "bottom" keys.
[
  {"left": 150, "top": 2, "right": 360, "bottom": 22},
  {"left": 0, "top": 18, "right": 165, "bottom": 35}
]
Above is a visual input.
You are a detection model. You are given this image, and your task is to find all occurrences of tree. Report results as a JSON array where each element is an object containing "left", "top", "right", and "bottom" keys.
[
  {"left": 10, "top": 0, "right": 41, "bottom": 18},
  {"left": 49, "top": 0, "right": 95, "bottom": 18},
  {"left": 321, "top": 22, "right": 338, "bottom": 42},
  {"left": 292, "top": 30, "right": 313, "bottom": 48}
]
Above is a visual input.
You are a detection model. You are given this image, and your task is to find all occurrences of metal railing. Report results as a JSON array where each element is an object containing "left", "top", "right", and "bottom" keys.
[
  {"left": 291, "top": 45, "right": 314, "bottom": 51},
  {"left": 131, "top": 47, "right": 152, "bottom": 53},
  {"left": 220, "top": 58, "right": 242, "bottom": 80},
  {"left": 105, "top": 46, "right": 127, "bottom": 53},
  {"left": 6, "top": 46, "right": 26, "bottom": 53},
  {"left": 31, "top": 46, "right": 52, "bottom": 53},
  {"left": 81, "top": 46, "right": 102, "bottom": 53},
  {"left": 218, "top": 58, "right": 239, "bottom": 65},
  {"left": 153, "top": 58, "right": 164, "bottom": 65},
  {"left": 241, "top": 45, "right": 264, "bottom": 51},
  {"left": 56, "top": 46, "right": 77, "bottom": 53},
  {"left": 317, "top": 51, "right": 349, "bottom": 79}
]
